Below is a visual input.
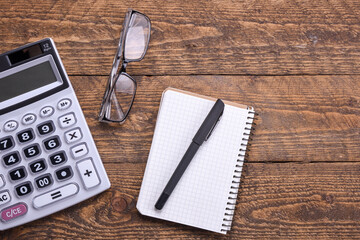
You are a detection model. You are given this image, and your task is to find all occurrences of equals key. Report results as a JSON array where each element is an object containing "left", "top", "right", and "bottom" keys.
[
  {"left": 51, "top": 191, "right": 62, "bottom": 200},
  {"left": 33, "top": 184, "right": 79, "bottom": 209}
]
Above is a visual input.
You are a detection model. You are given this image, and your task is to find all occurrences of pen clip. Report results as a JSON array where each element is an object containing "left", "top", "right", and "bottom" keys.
[{"left": 205, "top": 111, "right": 223, "bottom": 141}]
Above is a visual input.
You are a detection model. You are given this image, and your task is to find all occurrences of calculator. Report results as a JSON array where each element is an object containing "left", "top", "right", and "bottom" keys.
[{"left": 0, "top": 38, "right": 110, "bottom": 231}]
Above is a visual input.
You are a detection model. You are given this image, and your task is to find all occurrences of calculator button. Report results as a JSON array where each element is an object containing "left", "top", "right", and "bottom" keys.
[
  {"left": 65, "top": 128, "right": 82, "bottom": 144},
  {"left": 71, "top": 143, "right": 88, "bottom": 159},
  {"left": 59, "top": 113, "right": 76, "bottom": 128},
  {"left": 0, "top": 137, "right": 14, "bottom": 151},
  {"left": 55, "top": 166, "right": 73, "bottom": 181},
  {"left": 0, "top": 191, "right": 11, "bottom": 206},
  {"left": 0, "top": 175, "right": 5, "bottom": 188},
  {"left": 77, "top": 159, "right": 100, "bottom": 189},
  {"left": 40, "top": 106, "right": 54, "bottom": 118},
  {"left": 57, "top": 98, "right": 72, "bottom": 110},
  {"left": 15, "top": 182, "right": 33, "bottom": 197},
  {"left": 17, "top": 129, "right": 35, "bottom": 144},
  {"left": 35, "top": 174, "right": 53, "bottom": 189},
  {"left": 29, "top": 159, "right": 47, "bottom": 174},
  {"left": 21, "top": 114, "right": 36, "bottom": 125},
  {"left": 33, "top": 183, "right": 79, "bottom": 209},
  {"left": 37, "top": 121, "right": 55, "bottom": 136},
  {"left": 49, "top": 151, "right": 67, "bottom": 166},
  {"left": 0, "top": 203, "right": 27, "bottom": 222},
  {"left": 9, "top": 167, "right": 27, "bottom": 181},
  {"left": 23, "top": 144, "right": 41, "bottom": 159},
  {"left": 3, "top": 120, "right": 18, "bottom": 132},
  {"left": 2, "top": 151, "right": 21, "bottom": 167},
  {"left": 43, "top": 136, "right": 61, "bottom": 151}
]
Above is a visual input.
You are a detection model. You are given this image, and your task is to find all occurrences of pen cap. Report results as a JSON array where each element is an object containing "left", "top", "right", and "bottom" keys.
[{"left": 193, "top": 99, "right": 224, "bottom": 145}]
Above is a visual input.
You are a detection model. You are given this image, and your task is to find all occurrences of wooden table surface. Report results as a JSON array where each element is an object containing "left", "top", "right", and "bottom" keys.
[{"left": 1, "top": 0, "right": 360, "bottom": 239}]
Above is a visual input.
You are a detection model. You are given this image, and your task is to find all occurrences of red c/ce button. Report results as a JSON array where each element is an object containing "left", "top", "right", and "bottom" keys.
[{"left": 1, "top": 203, "right": 27, "bottom": 222}]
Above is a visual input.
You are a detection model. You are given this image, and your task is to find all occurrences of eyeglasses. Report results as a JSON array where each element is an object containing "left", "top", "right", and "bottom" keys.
[{"left": 99, "top": 9, "right": 151, "bottom": 123}]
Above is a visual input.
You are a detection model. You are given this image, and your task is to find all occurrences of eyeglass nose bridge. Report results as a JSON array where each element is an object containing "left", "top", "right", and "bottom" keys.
[{"left": 120, "top": 62, "right": 128, "bottom": 72}]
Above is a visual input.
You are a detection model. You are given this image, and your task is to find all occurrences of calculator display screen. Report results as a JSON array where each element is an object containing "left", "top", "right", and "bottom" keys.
[{"left": 0, "top": 61, "right": 57, "bottom": 103}]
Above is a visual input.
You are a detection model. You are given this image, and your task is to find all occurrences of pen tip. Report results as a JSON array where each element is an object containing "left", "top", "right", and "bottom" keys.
[{"left": 155, "top": 193, "right": 170, "bottom": 210}]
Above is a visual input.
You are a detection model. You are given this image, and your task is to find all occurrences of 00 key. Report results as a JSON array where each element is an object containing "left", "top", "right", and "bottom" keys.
[{"left": 35, "top": 174, "right": 53, "bottom": 189}]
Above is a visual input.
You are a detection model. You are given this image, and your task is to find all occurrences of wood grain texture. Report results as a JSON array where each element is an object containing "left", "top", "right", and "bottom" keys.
[
  {"left": 0, "top": 71, "right": 357, "bottom": 239},
  {"left": 2, "top": 0, "right": 360, "bottom": 238},
  {"left": 69, "top": 75, "right": 360, "bottom": 163},
  {"left": 1, "top": 0, "right": 360, "bottom": 75},
  {"left": 3, "top": 162, "right": 360, "bottom": 239},
  {"left": 3, "top": 74, "right": 359, "bottom": 238}
]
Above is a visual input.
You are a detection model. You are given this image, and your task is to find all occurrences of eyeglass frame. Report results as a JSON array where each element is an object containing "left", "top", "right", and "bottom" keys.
[{"left": 98, "top": 9, "right": 151, "bottom": 123}]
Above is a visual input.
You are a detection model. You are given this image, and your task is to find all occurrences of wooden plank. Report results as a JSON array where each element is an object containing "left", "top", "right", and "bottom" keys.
[
  {"left": 69, "top": 75, "right": 360, "bottom": 163},
  {"left": 2, "top": 162, "right": 360, "bottom": 239},
  {"left": 1, "top": 0, "right": 360, "bottom": 75}
]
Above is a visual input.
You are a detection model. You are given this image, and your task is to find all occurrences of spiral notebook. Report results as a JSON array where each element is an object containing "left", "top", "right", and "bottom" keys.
[{"left": 137, "top": 88, "right": 255, "bottom": 234}]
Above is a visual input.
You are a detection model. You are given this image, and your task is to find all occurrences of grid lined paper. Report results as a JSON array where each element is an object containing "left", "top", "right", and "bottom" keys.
[{"left": 137, "top": 89, "right": 253, "bottom": 234}]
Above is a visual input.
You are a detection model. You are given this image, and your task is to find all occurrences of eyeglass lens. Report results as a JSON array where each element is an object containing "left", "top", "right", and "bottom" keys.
[
  {"left": 124, "top": 13, "right": 151, "bottom": 61},
  {"left": 106, "top": 73, "right": 136, "bottom": 122}
]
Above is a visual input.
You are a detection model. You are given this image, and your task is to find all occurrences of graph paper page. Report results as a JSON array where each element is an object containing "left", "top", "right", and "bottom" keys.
[{"left": 137, "top": 88, "right": 252, "bottom": 234}]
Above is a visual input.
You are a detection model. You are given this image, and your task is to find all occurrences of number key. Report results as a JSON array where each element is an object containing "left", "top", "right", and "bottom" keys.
[
  {"left": 2, "top": 151, "right": 21, "bottom": 167},
  {"left": 17, "top": 129, "right": 34, "bottom": 143},
  {"left": 23, "top": 144, "right": 41, "bottom": 159},
  {"left": 49, "top": 151, "right": 67, "bottom": 166},
  {"left": 15, "top": 182, "right": 33, "bottom": 197},
  {"left": 0, "top": 136, "right": 14, "bottom": 151},
  {"left": 43, "top": 136, "right": 61, "bottom": 151},
  {"left": 35, "top": 174, "right": 53, "bottom": 189},
  {"left": 37, "top": 121, "right": 55, "bottom": 135},
  {"left": 9, "top": 167, "right": 27, "bottom": 181},
  {"left": 29, "top": 159, "right": 47, "bottom": 174}
]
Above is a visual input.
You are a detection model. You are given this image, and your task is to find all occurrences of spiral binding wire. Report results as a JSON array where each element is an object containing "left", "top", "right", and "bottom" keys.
[{"left": 221, "top": 106, "right": 257, "bottom": 233}]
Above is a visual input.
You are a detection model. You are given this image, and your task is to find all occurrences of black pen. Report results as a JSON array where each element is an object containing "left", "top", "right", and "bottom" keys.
[{"left": 155, "top": 99, "right": 225, "bottom": 210}]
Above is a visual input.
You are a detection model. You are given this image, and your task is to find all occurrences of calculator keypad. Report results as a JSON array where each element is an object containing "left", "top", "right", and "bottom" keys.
[{"left": 0, "top": 96, "right": 109, "bottom": 230}]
